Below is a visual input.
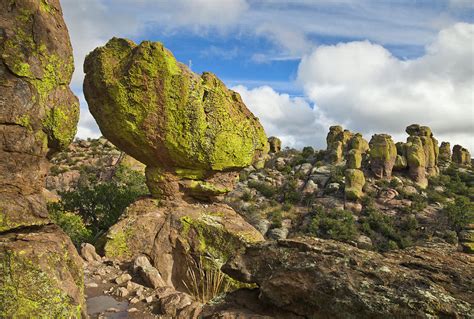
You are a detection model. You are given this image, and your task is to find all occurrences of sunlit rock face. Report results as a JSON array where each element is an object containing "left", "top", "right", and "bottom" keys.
[
  {"left": 0, "top": 0, "right": 84, "bottom": 317},
  {"left": 84, "top": 38, "right": 268, "bottom": 200}
]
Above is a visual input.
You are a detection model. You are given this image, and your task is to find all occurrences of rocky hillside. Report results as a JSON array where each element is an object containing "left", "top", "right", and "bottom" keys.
[{"left": 1, "top": 1, "right": 472, "bottom": 317}]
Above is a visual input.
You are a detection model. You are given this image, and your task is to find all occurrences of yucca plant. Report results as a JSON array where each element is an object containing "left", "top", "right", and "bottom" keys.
[{"left": 182, "top": 255, "right": 230, "bottom": 304}]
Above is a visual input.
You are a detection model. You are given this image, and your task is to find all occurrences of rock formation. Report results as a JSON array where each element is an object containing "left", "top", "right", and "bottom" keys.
[
  {"left": 405, "top": 124, "right": 439, "bottom": 176},
  {"left": 369, "top": 134, "right": 397, "bottom": 179},
  {"left": 452, "top": 144, "right": 471, "bottom": 166},
  {"left": 0, "top": 0, "right": 84, "bottom": 317},
  {"left": 344, "top": 169, "right": 365, "bottom": 200},
  {"left": 84, "top": 38, "right": 268, "bottom": 201},
  {"left": 439, "top": 141, "right": 452, "bottom": 165},
  {"left": 268, "top": 136, "right": 282, "bottom": 153},
  {"left": 83, "top": 38, "right": 266, "bottom": 309},
  {"left": 326, "top": 125, "right": 353, "bottom": 163},
  {"left": 223, "top": 237, "right": 474, "bottom": 318}
]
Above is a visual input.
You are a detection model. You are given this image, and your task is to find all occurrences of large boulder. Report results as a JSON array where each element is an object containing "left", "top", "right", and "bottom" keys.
[
  {"left": 103, "top": 198, "right": 264, "bottom": 291},
  {"left": 223, "top": 237, "right": 474, "bottom": 319},
  {"left": 326, "top": 125, "right": 353, "bottom": 163},
  {"left": 405, "top": 124, "right": 439, "bottom": 176},
  {"left": 0, "top": 0, "right": 84, "bottom": 316},
  {"left": 452, "top": 144, "right": 471, "bottom": 166},
  {"left": 83, "top": 38, "right": 268, "bottom": 199},
  {"left": 438, "top": 141, "right": 452, "bottom": 165},
  {"left": 268, "top": 136, "right": 282, "bottom": 153},
  {"left": 369, "top": 134, "right": 397, "bottom": 179},
  {"left": 406, "top": 137, "right": 428, "bottom": 188},
  {"left": 344, "top": 169, "right": 365, "bottom": 200}
]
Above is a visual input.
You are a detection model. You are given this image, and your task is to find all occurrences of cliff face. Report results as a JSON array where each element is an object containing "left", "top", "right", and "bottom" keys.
[{"left": 0, "top": 0, "right": 84, "bottom": 317}]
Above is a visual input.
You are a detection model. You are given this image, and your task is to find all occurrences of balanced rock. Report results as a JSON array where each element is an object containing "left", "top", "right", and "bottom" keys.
[
  {"left": 326, "top": 125, "right": 353, "bottom": 163},
  {"left": 345, "top": 169, "right": 365, "bottom": 200},
  {"left": 84, "top": 38, "right": 268, "bottom": 200},
  {"left": 369, "top": 134, "right": 397, "bottom": 179},
  {"left": 0, "top": 0, "right": 84, "bottom": 317},
  {"left": 268, "top": 136, "right": 282, "bottom": 153},
  {"left": 223, "top": 238, "right": 474, "bottom": 318},
  {"left": 348, "top": 133, "right": 369, "bottom": 154},
  {"left": 452, "top": 145, "right": 471, "bottom": 166}
]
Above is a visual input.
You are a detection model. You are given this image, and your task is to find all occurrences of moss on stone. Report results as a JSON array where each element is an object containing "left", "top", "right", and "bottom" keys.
[
  {"left": 104, "top": 229, "right": 133, "bottom": 259},
  {"left": 42, "top": 104, "right": 79, "bottom": 151},
  {"left": 345, "top": 169, "right": 365, "bottom": 200},
  {"left": 83, "top": 38, "right": 268, "bottom": 172},
  {"left": 0, "top": 251, "right": 82, "bottom": 318}
]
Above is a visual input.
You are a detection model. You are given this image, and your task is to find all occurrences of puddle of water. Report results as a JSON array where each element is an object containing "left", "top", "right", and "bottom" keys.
[{"left": 87, "top": 295, "right": 129, "bottom": 319}]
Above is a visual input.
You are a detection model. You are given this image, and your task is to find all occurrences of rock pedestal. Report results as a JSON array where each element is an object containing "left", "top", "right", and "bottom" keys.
[
  {"left": 0, "top": 0, "right": 84, "bottom": 317},
  {"left": 84, "top": 38, "right": 268, "bottom": 201},
  {"left": 452, "top": 144, "right": 471, "bottom": 166}
]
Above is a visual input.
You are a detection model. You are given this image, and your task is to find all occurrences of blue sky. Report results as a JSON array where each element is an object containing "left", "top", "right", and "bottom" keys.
[{"left": 61, "top": 0, "right": 474, "bottom": 151}]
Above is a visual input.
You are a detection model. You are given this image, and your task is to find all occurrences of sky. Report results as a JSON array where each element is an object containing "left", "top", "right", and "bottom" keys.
[{"left": 61, "top": 0, "right": 474, "bottom": 152}]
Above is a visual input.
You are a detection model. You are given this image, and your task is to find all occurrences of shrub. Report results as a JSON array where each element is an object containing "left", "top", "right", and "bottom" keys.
[
  {"left": 307, "top": 207, "right": 358, "bottom": 242},
  {"left": 443, "top": 196, "right": 474, "bottom": 232},
  {"left": 268, "top": 210, "right": 283, "bottom": 228},
  {"left": 51, "top": 165, "right": 147, "bottom": 241},
  {"left": 241, "top": 191, "right": 252, "bottom": 202},
  {"left": 248, "top": 181, "right": 277, "bottom": 198},
  {"left": 48, "top": 203, "right": 92, "bottom": 246},
  {"left": 302, "top": 146, "right": 315, "bottom": 158},
  {"left": 280, "top": 179, "right": 302, "bottom": 204}
]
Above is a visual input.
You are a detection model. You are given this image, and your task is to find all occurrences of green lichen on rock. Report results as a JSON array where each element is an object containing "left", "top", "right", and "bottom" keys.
[
  {"left": 345, "top": 169, "right": 365, "bottom": 200},
  {"left": 104, "top": 228, "right": 133, "bottom": 259},
  {"left": 346, "top": 149, "right": 362, "bottom": 169},
  {"left": 326, "top": 125, "right": 353, "bottom": 163},
  {"left": 43, "top": 104, "right": 79, "bottom": 151},
  {"left": 406, "top": 137, "right": 428, "bottom": 188},
  {"left": 0, "top": 250, "right": 82, "bottom": 318},
  {"left": 369, "top": 134, "right": 397, "bottom": 179},
  {"left": 83, "top": 38, "right": 268, "bottom": 172}
]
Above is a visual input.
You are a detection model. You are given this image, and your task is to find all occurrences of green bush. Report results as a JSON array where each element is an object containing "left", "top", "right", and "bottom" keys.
[
  {"left": 268, "top": 210, "right": 283, "bottom": 228},
  {"left": 248, "top": 181, "right": 277, "bottom": 198},
  {"left": 280, "top": 179, "right": 302, "bottom": 204},
  {"left": 302, "top": 146, "right": 315, "bottom": 158},
  {"left": 443, "top": 196, "right": 474, "bottom": 232},
  {"left": 241, "top": 191, "right": 252, "bottom": 201},
  {"left": 49, "top": 203, "right": 92, "bottom": 246},
  {"left": 50, "top": 165, "right": 147, "bottom": 242},
  {"left": 307, "top": 207, "right": 358, "bottom": 242}
]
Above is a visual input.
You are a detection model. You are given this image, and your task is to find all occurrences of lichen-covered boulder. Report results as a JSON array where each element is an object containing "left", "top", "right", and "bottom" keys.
[
  {"left": 405, "top": 124, "right": 439, "bottom": 176},
  {"left": 369, "top": 134, "right": 397, "bottom": 179},
  {"left": 394, "top": 155, "right": 408, "bottom": 171},
  {"left": 406, "top": 137, "right": 428, "bottom": 188},
  {"left": 0, "top": 0, "right": 84, "bottom": 316},
  {"left": 348, "top": 133, "right": 369, "bottom": 154},
  {"left": 452, "top": 145, "right": 471, "bottom": 166},
  {"left": 0, "top": 225, "right": 84, "bottom": 318},
  {"left": 326, "top": 126, "right": 353, "bottom": 163},
  {"left": 439, "top": 142, "right": 452, "bottom": 164},
  {"left": 268, "top": 136, "right": 282, "bottom": 153},
  {"left": 103, "top": 198, "right": 264, "bottom": 291},
  {"left": 84, "top": 38, "right": 268, "bottom": 199},
  {"left": 345, "top": 169, "right": 365, "bottom": 200},
  {"left": 346, "top": 149, "right": 362, "bottom": 169},
  {"left": 223, "top": 238, "right": 474, "bottom": 318}
]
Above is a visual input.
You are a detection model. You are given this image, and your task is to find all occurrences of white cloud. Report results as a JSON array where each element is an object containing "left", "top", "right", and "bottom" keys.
[
  {"left": 232, "top": 85, "right": 330, "bottom": 149},
  {"left": 296, "top": 22, "right": 474, "bottom": 150}
]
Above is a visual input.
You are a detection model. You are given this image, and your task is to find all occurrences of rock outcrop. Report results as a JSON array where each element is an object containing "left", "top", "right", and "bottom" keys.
[
  {"left": 369, "top": 134, "right": 397, "bottom": 179},
  {"left": 326, "top": 125, "right": 353, "bottom": 163},
  {"left": 268, "top": 136, "right": 282, "bottom": 153},
  {"left": 103, "top": 198, "right": 263, "bottom": 292},
  {"left": 84, "top": 38, "right": 268, "bottom": 200},
  {"left": 0, "top": 0, "right": 84, "bottom": 316},
  {"left": 223, "top": 237, "right": 474, "bottom": 319},
  {"left": 452, "top": 144, "right": 471, "bottom": 166},
  {"left": 406, "top": 124, "right": 439, "bottom": 176},
  {"left": 344, "top": 168, "right": 365, "bottom": 200},
  {"left": 439, "top": 141, "right": 452, "bottom": 166}
]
